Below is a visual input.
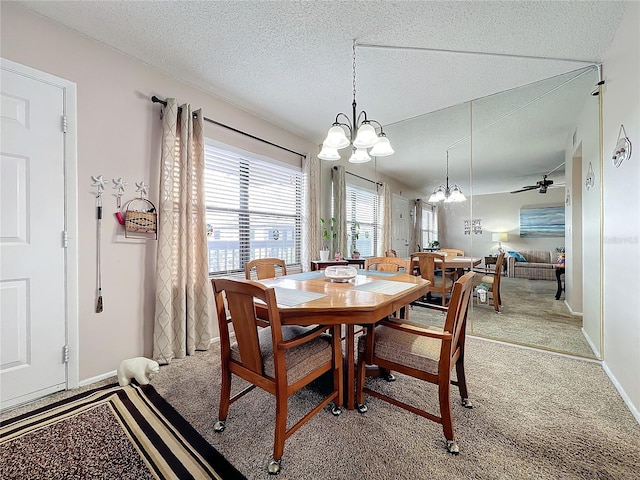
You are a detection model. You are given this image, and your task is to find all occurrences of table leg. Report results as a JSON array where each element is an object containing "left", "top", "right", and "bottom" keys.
[{"left": 346, "top": 324, "right": 355, "bottom": 410}]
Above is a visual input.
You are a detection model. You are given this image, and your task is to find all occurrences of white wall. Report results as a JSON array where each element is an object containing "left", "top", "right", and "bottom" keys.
[
  {"left": 601, "top": 1, "right": 640, "bottom": 422},
  {"left": 0, "top": 3, "right": 316, "bottom": 381},
  {"left": 439, "top": 188, "right": 566, "bottom": 259}
]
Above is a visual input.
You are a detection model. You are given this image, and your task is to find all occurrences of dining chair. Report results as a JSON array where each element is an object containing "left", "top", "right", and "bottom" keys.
[
  {"left": 355, "top": 271, "right": 475, "bottom": 454},
  {"left": 439, "top": 248, "right": 464, "bottom": 256},
  {"left": 211, "top": 278, "right": 343, "bottom": 475},
  {"left": 384, "top": 249, "right": 398, "bottom": 257},
  {"left": 472, "top": 252, "right": 505, "bottom": 313},
  {"left": 245, "top": 257, "right": 287, "bottom": 280},
  {"left": 412, "top": 252, "right": 454, "bottom": 306},
  {"left": 365, "top": 256, "right": 410, "bottom": 273}
]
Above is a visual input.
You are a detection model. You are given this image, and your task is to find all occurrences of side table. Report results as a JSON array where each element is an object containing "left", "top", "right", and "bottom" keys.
[{"left": 311, "top": 260, "right": 348, "bottom": 271}]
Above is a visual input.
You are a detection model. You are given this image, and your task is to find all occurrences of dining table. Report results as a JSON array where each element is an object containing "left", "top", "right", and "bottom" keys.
[{"left": 257, "top": 270, "right": 430, "bottom": 410}]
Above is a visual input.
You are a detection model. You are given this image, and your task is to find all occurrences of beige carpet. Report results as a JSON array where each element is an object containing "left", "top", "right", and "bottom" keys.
[
  {"left": 150, "top": 339, "right": 638, "bottom": 479},
  {"left": 415, "top": 276, "right": 595, "bottom": 358}
]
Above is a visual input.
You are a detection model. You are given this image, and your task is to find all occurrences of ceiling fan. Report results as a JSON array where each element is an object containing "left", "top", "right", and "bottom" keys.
[{"left": 510, "top": 174, "right": 555, "bottom": 194}]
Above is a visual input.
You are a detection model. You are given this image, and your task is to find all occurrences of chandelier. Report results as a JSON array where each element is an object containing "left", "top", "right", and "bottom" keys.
[
  {"left": 318, "top": 40, "right": 394, "bottom": 163},
  {"left": 428, "top": 151, "right": 466, "bottom": 203}
]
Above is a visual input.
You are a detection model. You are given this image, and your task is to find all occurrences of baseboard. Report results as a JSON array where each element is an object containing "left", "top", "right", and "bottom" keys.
[
  {"left": 602, "top": 361, "right": 640, "bottom": 425},
  {"left": 79, "top": 370, "right": 117, "bottom": 387},
  {"left": 565, "top": 300, "right": 583, "bottom": 316},
  {"left": 581, "top": 328, "right": 601, "bottom": 359}
]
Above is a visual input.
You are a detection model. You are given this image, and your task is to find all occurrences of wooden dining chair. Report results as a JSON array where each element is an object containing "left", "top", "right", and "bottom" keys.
[
  {"left": 412, "top": 252, "right": 454, "bottom": 306},
  {"left": 245, "top": 257, "right": 287, "bottom": 280},
  {"left": 473, "top": 252, "right": 505, "bottom": 313},
  {"left": 356, "top": 271, "right": 475, "bottom": 454},
  {"left": 365, "top": 256, "right": 410, "bottom": 273},
  {"left": 384, "top": 249, "right": 398, "bottom": 257},
  {"left": 211, "top": 278, "right": 343, "bottom": 475},
  {"left": 439, "top": 248, "right": 464, "bottom": 256}
]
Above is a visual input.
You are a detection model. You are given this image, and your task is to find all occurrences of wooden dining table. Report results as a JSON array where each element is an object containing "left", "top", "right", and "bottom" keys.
[{"left": 257, "top": 270, "right": 430, "bottom": 410}]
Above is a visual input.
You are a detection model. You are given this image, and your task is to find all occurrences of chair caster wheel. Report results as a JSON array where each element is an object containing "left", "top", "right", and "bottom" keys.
[
  {"left": 462, "top": 398, "right": 473, "bottom": 409},
  {"left": 384, "top": 373, "right": 396, "bottom": 382},
  {"left": 446, "top": 439, "right": 460, "bottom": 455},
  {"left": 213, "top": 420, "right": 225, "bottom": 432},
  {"left": 268, "top": 459, "right": 281, "bottom": 475},
  {"left": 356, "top": 403, "right": 368, "bottom": 414},
  {"left": 331, "top": 405, "right": 342, "bottom": 416}
]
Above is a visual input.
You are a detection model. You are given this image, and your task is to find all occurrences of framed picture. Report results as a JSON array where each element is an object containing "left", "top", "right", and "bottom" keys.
[{"left": 520, "top": 205, "right": 565, "bottom": 237}]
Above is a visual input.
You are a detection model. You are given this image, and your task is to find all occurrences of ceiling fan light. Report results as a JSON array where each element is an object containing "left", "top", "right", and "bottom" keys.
[
  {"left": 323, "top": 125, "right": 350, "bottom": 149},
  {"left": 349, "top": 148, "right": 371, "bottom": 163},
  {"left": 318, "top": 145, "right": 341, "bottom": 161},
  {"left": 353, "top": 122, "right": 379, "bottom": 149},
  {"left": 369, "top": 135, "right": 394, "bottom": 156}
]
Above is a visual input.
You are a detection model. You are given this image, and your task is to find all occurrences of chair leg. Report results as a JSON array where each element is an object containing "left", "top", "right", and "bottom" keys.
[
  {"left": 438, "top": 377, "right": 459, "bottom": 454},
  {"left": 333, "top": 326, "right": 344, "bottom": 413},
  {"left": 355, "top": 355, "right": 368, "bottom": 413},
  {"left": 455, "top": 359, "right": 472, "bottom": 409},
  {"left": 214, "top": 367, "right": 232, "bottom": 432},
  {"left": 269, "top": 392, "right": 288, "bottom": 475}
]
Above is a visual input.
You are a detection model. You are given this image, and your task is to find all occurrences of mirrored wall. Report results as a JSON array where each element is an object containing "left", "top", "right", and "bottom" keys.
[{"left": 386, "top": 67, "right": 602, "bottom": 359}]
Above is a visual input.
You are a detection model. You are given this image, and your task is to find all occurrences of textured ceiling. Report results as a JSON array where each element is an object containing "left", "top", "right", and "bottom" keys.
[{"left": 16, "top": 0, "right": 627, "bottom": 194}]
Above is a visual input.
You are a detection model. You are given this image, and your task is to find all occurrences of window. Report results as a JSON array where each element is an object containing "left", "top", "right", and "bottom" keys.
[
  {"left": 205, "top": 142, "right": 302, "bottom": 275},
  {"left": 422, "top": 203, "right": 438, "bottom": 247},
  {"left": 345, "top": 183, "right": 381, "bottom": 256}
]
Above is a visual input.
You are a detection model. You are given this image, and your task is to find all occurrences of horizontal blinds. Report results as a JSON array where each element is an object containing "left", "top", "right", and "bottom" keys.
[
  {"left": 346, "top": 183, "right": 381, "bottom": 257},
  {"left": 205, "top": 144, "right": 302, "bottom": 275}
]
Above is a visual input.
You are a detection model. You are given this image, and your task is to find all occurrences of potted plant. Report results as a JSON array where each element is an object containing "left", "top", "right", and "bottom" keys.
[
  {"left": 429, "top": 240, "right": 440, "bottom": 249},
  {"left": 350, "top": 221, "right": 361, "bottom": 258},
  {"left": 320, "top": 217, "right": 336, "bottom": 261}
]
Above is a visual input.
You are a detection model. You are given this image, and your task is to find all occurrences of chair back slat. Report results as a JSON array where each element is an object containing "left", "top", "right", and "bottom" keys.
[
  {"left": 245, "top": 258, "right": 287, "bottom": 280},
  {"left": 442, "top": 271, "right": 474, "bottom": 357},
  {"left": 412, "top": 252, "right": 444, "bottom": 283}
]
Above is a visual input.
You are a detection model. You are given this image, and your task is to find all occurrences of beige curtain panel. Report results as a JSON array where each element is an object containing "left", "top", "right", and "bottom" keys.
[
  {"left": 332, "top": 165, "right": 347, "bottom": 258},
  {"left": 302, "top": 153, "right": 321, "bottom": 271},
  {"left": 153, "top": 98, "right": 212, "bottom": 364},
  {"left": 414, "top": 198, "right": 423, "bottom": 251},
  {"left": 382, "top": 182, "right": 392, "bottom": 255}
]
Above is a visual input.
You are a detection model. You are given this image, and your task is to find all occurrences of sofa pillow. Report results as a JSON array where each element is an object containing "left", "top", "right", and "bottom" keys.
[{"left": 508, "top": 251, "right": 527, "bottom": 262}]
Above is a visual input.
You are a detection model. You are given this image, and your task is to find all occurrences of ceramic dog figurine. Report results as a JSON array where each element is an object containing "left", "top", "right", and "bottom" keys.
[{"left": 117, "top": 357, "right": 160, "bottom": 386}]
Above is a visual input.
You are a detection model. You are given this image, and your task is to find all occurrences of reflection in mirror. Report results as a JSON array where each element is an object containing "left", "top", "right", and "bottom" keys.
[{"left": 461, "top": 67, "right": 600, "bottom": 359}]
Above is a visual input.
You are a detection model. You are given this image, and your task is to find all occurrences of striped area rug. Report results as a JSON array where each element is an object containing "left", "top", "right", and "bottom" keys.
[{"left": 0, "top": 383, "right": 245, "bottom": 480}]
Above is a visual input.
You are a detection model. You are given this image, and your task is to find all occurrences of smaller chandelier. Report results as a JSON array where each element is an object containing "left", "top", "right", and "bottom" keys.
[
  {"left": 318, "top": 40, "right": 394, "bottom": 163},
  {"left": 428, "top": 151, "right": 466, "bottom": 203}
]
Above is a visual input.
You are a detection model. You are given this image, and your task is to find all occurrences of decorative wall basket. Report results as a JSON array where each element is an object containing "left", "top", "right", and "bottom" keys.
[{"left": 123, "top": 198, "right": 157, "bottom": 239}]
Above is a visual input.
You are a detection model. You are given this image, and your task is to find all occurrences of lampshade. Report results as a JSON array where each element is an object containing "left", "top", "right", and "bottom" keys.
[
  {"left": 318, "top": 145, "right": 341, "bottom": 161},
  {"left": 323, "top": 125, "right": 350, "bottom": 149},
  {"left": 492, "top": 233, "right": 508, "bottom": 242},
  {"left": 349, "top": 148, "right": 371, "bottom": 163},
  {"left": 369, "top": 135, "right": 395, "bottom": 156},
  {"left": 352, "top": 122, "right": 379, "bottom": 149}
]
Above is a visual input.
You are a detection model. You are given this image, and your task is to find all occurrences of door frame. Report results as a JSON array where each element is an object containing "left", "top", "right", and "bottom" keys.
[{"left": 1, "top": 58, "right": 79, "bottom": 393}]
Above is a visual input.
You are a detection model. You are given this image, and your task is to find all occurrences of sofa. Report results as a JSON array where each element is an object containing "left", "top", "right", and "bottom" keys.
[{"left": 507, "top": 250, "right": 556, "bottom": 281}]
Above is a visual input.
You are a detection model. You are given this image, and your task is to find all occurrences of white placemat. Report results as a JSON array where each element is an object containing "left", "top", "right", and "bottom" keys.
[
  {"left": 352, "top": 280, "right": 416, "bottom": 295},
  {"left": 273, "top": 287, "right": 327, "bottom": 306}
]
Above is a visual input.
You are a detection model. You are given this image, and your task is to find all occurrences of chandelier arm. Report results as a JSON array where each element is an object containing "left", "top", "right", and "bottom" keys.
[
  {"left": 334, "top": 113, "right": 353, "bottom": 138},
  {"left": 367, "top": 119, "right": 386, "bottom": 133}
]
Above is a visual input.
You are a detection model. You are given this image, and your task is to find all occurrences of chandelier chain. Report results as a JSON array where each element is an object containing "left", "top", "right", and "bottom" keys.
[{"left": 352, "top": 40, "right": 357, "bottom": 103}]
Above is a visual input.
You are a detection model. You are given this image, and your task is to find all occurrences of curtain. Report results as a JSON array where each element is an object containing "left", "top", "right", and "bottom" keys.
[
  {"left": 153, "top": 98, "right": 212, "bottom": 364},
  {"left": 302, "top": 153, "right": 321, "bottom": 271},
  {"left": 381, "top": 182, "right": 392, "bottom": 255},
  {"left": 332, "top": 165, "right": 347, "bottom": 258},
  {"left": 414, "top": 198, "right": 423, "bottom": 251}
]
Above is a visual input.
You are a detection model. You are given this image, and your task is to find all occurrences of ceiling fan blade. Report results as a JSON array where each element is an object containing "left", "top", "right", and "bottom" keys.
[{"left": 510, "top": 185, "right": 539, "bottom": 194}]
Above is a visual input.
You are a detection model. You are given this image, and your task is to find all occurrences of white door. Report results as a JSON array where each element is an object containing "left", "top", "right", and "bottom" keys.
[
  {"left": 1, "top": 61, "right": 72, "bottom": 408},
  {"left": 392, "top": 195, "right": 410, "bottom": 258}
]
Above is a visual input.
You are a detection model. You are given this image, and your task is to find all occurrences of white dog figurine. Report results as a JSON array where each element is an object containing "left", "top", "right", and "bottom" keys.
[{"left": 117, "top": 357, "right": 160, "bottom": 387}]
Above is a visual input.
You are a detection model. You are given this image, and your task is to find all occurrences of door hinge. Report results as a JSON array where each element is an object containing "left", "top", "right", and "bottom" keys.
[
  {"left": 62, "top": 230, "right": 68, "bottom": 248},
  {"left": 62, "top": 345, "right": 69, "bottom": 364},
  {"left": 62, "top": 115, "right": 67, "bottom": 133}
]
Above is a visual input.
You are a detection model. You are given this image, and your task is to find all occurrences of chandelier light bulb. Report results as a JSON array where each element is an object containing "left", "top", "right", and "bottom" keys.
[
  {"left": 369, "top": 135, "right": 394, "bottom": 156},
  {"left": 353, "top": 122, "right": 379, "bottom": 149},
  {"left": 349, "top": 148, "right": 371, "bottom": 163},
  {"left": 318, "top": 145, "right": 341, "bottom": 161},
  {"left": 323, "top": 125, "right": 350, "bottom": 149}
]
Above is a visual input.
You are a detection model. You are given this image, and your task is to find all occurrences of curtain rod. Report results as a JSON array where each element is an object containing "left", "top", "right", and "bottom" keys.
[
  {"left": 150, "top": 96, "right": 305, "bottom": 157},
  {"left": 333, "top": 166, "right": 383, "bottom": 186}
]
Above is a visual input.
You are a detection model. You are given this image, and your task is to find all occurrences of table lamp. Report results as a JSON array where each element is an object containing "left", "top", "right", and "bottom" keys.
[{"left": 492, "top": 232, "right": 508, "bottom": 253}]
